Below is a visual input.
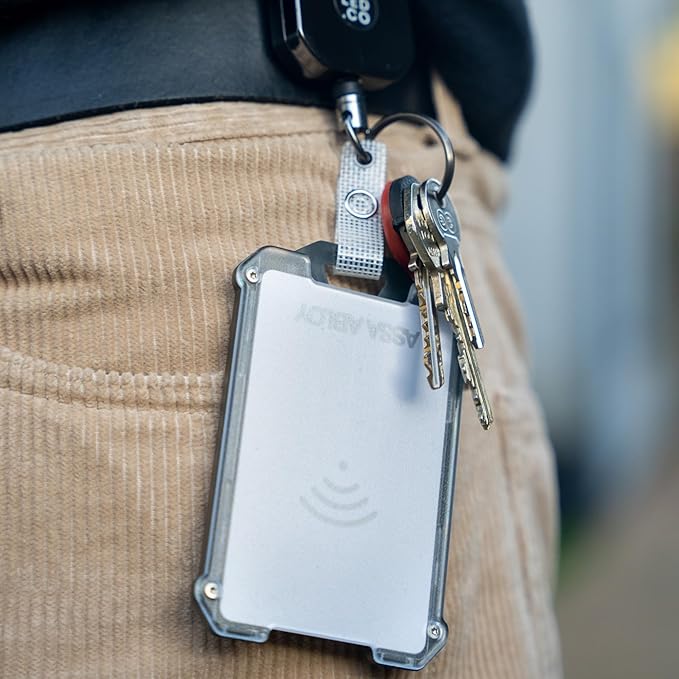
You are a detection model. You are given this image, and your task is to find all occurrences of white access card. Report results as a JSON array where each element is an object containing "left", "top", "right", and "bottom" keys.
[{"left": 220, "top": 267, "right": 453, "bottom": 655}]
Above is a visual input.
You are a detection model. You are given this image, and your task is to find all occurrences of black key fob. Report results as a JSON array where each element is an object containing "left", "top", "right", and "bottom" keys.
[{"left": 269, "top": 0, "right": 414, "bottom": 90}]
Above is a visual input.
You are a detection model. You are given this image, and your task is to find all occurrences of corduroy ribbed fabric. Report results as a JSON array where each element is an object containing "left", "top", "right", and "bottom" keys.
[{"left": 0, "top": 82, "right": 562, "bottom": 678}]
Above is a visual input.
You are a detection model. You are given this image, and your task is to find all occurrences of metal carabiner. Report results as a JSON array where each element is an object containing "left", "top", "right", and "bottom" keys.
[
  {"left": 366, "top": 112, "right": 456, "bottom": 201},
  {"left": 342, "top": 112, "right": 373, "bottom": 165}
]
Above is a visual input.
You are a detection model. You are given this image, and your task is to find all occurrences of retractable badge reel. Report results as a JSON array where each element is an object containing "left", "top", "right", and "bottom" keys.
[{"left": 194, "top": 0, "right": 492, "bottom": 670}]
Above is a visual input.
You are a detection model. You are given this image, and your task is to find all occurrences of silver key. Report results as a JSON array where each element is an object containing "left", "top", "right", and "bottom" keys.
[
  {"left": 441, "top": 272, "right": 493, "bottom": 428},
  {"left": 419, "top": 179, "right": 484, "bottom": 349},
  {"left": 402, "top": 179, "right": 447, "bottom": 310},
  {"left": 402, "top": 181, "right": 442, "bottom": 268},
  {"left": 418, "top": 179, "right": 493, "bottom": 428},
  {"left": 399, "top": 179, "right": 445, "bottom": 389},
  {"left": 409, "top": 255, "right": 445, "bottom": 390}
]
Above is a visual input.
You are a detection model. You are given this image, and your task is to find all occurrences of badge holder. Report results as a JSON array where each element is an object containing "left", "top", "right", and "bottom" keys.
[
  {"left": 195, "top": 3, "right": 469, "bottom": 669},
  {"left": 194, "top": 242, "right": 463, "bottom": 669}
]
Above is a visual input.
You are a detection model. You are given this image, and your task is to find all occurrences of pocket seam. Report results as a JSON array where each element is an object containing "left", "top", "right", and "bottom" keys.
[{"left": 0, "top": 345, "right": 222, "bottom": 413}]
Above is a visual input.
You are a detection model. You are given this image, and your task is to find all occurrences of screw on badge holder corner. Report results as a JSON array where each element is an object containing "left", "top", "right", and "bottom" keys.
[{"left": 244, "top": 267, "right": 260, "bottom": 284}]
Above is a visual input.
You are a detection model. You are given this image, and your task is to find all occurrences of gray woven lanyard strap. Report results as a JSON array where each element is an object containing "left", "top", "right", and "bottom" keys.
[{"left": 334, "top": 139, "right": 387, "bottom": 280}]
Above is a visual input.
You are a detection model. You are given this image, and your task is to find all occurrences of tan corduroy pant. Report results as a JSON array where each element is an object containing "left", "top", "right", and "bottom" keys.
[{"left": 0, "top": 83, "right": 561, "bottom": 678}]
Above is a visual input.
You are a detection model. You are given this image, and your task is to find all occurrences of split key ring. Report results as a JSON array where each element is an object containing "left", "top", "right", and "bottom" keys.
[{"left": 365, "top": 112, "right": 456, "bottom": 202}]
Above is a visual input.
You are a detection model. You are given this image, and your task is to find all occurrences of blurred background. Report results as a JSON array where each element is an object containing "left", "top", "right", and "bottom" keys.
[{"left": 502, "top": 1, "right": 678, "bottom": 677}]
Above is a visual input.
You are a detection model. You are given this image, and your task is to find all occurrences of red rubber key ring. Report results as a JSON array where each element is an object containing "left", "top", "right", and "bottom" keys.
[{"left": 381, "top": 180, "right": 411, "bottom": 272}]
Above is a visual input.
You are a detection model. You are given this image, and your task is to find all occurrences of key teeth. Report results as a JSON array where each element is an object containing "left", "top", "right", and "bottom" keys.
[
  {"left": 414, "top": 269, "right": 444, "bottom": 390},
  {"left": 441, "top": 273, "right": 494, "bottom": 429},
  {"left": 477, "top": 411, "right": 492, "bottom": 430},
  {"left": 457, "top": 354, "right": 473, "bottom": 385},
  {"left": 431, "top": 316, "right": 445, "bottom": 390},
  {"left": 444, "top": 305, "right": 473, "bottom": 385},
  {"left": 415, "top": 277, "right": 434, "bottom": 384},
  {"left": 471, "top": 390, "right": 493, "bottom": 430},
  {"left": 469, "top": 375, "right": 494, "bottom": 429}
]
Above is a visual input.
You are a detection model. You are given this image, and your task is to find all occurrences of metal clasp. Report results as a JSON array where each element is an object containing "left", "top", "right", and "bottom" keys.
[{"left": 334, "top": 79, "right": 372, "bottom": 164}]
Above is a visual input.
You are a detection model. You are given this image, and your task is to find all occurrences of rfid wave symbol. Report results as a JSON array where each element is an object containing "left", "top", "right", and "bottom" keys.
[{"left": 300, "top": 461, "right": 377, "bottom": 527}]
